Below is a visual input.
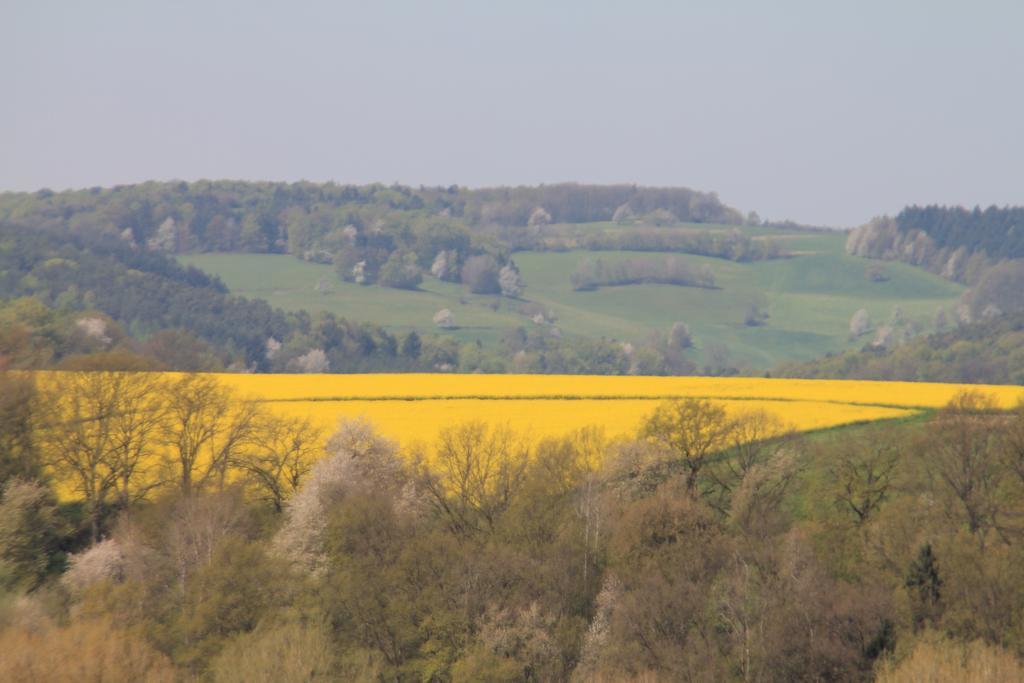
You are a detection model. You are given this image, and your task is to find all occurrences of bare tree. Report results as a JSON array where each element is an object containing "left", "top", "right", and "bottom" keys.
[
  {"left": 724, "top": 410, "right": 790, "bottom": 484},
  {"left": 1000, "top": 401, "right": 1024, "bottom": 486},
  {"left": 108, "top": 372, "right": 167, "bottom": 507},
  {"left": 37, "top": 372, "right": 164, "bottom": 541},
  {"left": 530, "top": 426, "right": 609, "bottom": 587},
  {"left": 420, "top": 421, "right": 530, "bottom": 535},
  {"left": 926, "top": 391, "right": 1005, "bottom": 541},
  {"left": 236, "top": 415, "right": 323, "bottom": 512},
  {"left": 830, "top": 429, "right": 900, "bottom": 525},
  {"left": 641, "top": 398, "right": 735, "bottom": 491},
  {"left": 164, "top": 489, "right": 254, "bottom": 598},
  {"left": 162, "top": 374, "right": 261, "bottom": 496},
  {"left": 570, "top": 427, "right": 607, "bottom": 587},
  {"left": 612, "top": 202, "right": 635, "bottom": 223},
  {"left": 706, "top": 410, "right": 794, "bottom": 515}
]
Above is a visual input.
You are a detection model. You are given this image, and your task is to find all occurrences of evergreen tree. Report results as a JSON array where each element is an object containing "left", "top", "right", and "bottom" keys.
[
  {"left": 906, "top": 543, "right": 943, "bottom": 630},
  {"left": 400, "top": 331, "right": 422, "bottom": 359}
]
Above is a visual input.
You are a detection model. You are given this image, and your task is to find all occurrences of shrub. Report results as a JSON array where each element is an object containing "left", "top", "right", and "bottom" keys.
[
  {"left": 0, "top": 618, "right": 176, "bottom": 682},
  {"left": 876, "top": 633, "right": 1024, "bottom": 682}
]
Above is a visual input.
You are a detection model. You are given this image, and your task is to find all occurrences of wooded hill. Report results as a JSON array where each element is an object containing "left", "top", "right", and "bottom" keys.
[
  {"left": 11, "top": 182, "right": 1013, "bottom": 377},
  {"left": 777, "top": 310, "right": 1024, "bottom": 385},
  {"left": 846, "top": 205, "right": 1024, "bottom": 284},
  {"left": 0, "top": 181, "right": 744, "bottom": 257},
  {"left": 0, "top": 220, "right": 641, "bottom": 375}
]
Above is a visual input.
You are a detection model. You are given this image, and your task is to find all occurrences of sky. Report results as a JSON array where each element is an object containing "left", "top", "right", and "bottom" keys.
[{"left": 2, "top": 0, "right": 1022, "bottom": 227}]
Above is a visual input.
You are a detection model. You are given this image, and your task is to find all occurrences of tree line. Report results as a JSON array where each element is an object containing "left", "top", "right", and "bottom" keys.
[
  {"left": 0, "top": 180, "right": 742, "bottom": 269},
  {"left": 573, "top": 227, "right": 782, "bottom": 262},
  {"left": 0, "top": 181, "right": 744, "bottom": 253},
  {"left": 4, "top": 367, "right": 1024, "bottom": 679},
  {"left": 570, "top": 256, "right": 716, "bottom": 292},
  {"left": 0, "top": 180, "right": 752, "bottom": 304}
]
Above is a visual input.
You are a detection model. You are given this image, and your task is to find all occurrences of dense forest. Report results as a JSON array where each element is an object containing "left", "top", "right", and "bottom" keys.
[
  {"left": 4, "top": 366, "right": 1024, "bottom": 680},
  {"left": 846, "top": 205, "right": 1024, "bottom": 285}
]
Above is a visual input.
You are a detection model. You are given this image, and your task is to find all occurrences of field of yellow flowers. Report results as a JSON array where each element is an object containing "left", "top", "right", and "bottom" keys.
[
  {"left": 38, "top": 372, "right": 1024, "bottom": 503},
  {"left": 216, "top": 373, "right": 1024, "bottom": 446}
]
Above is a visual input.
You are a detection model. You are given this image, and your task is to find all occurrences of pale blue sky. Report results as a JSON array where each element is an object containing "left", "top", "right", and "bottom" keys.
[{"left": 2, "top": 0, "right": 1022, "bottom": 226}]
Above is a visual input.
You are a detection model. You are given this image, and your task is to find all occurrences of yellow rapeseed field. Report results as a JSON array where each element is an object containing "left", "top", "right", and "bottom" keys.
[
  {"left": 215, "top": 373, "right": 1024, "bottom": 410},
  {"left": 214, "top": 373, "right": 1024, "bottom": 445},
  {"left": 266, "top": 398, "right": 914, "bottom": 447},
  {"left": 37, "top": 372, "right": 1024, "bottom": 502}
]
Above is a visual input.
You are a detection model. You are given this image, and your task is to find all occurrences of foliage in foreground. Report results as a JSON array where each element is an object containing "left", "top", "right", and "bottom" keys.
[{"left": 4, "top": 364, "right": 1024, "bottom": 679}]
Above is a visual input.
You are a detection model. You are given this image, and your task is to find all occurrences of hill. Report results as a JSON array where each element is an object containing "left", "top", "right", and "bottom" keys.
[
  {"left": 776, "top": 310, "right": 1024, "bottom": 384},
  {"left": 0, "top": 221, "right": 424, "bottom": 372},
  {"left": 0, "top": 180, "right": 972, "bottom": 374},
  {"left": 181, "top": 226, "right": 964, "bottom": 372},
  {"left": 0, "top": 181, "right": 744, "bottom": 255}
]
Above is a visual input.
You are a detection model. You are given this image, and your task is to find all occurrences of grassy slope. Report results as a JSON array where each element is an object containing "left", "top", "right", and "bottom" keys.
[{"left": 179, "top": 226, "right": 964, "bottom": 370}]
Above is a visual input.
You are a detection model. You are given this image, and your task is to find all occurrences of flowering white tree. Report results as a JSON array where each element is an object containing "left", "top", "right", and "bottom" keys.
[
  {"left": 62, "top": 538, "right": 126, "bottom": 595},
  {"left": 146, "top": 217, "right": 179, "bottom": 252},
  {"left": 352, "top": 260, "right": 368, "bottom": 285},
  {"left": 612, "top": 203, "right": 634, "bottom": 224},
  {"left": 75, "top": 317, "right": 112, "bottom": 347},
  {"left": 434, "top": 308, "right": 456, "bottom": 329},
  {"left": 273, "top": 419, "right": 402, "bottom": 573},
  {"left": 849, "top": 308, "right": 870, "bottom": 337},
  {"left": 528, "top": 206, "right": 552, "bottom": 227},
  {"left": 265, "top": 337, "right": 282, "bottom": 361},
  {"left": 431, "top": 250, "right": 458, "bottom": 280},
  {"left": 341, "top": 224, "right": 358, "bottom": 245},
  {"left": 290, "top": 348, "right": 329, "bottom": 373},
  {"left": 499, "top": 262, "right": 524, "bottom": 298}
]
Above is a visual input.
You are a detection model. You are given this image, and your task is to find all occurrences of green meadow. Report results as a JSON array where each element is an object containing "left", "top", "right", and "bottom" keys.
[{"left": 180, "top": 226, "right": 963, "bottom": 370}]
